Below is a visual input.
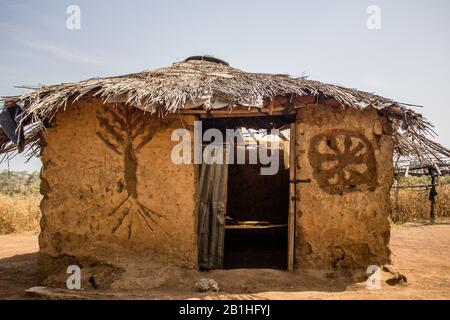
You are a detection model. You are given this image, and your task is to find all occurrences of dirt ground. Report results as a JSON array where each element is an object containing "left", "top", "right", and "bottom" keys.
[{"left": 0, "top": 222, "right": 449, "bottom": 300}]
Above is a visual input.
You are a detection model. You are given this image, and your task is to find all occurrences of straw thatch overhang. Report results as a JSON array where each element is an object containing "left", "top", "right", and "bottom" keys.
[{"left": 1, "top": 57, "right": 449, "bottom": 164}]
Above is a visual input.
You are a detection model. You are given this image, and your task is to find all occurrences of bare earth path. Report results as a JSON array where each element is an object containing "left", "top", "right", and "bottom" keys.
[
  {"left": 0, "top": 234, "right": 38, "bottom": 299},
  {"left": 0, "top": 224, "right": 449, "bottom": 300}
]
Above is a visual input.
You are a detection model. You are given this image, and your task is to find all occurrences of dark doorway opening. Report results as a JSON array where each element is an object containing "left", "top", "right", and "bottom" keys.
[
  {"left": 224, "top": 153, "right": 289, "bottom": 269},
  {"left": 198, "top": 115, "right": 294, "bottom": 271}
]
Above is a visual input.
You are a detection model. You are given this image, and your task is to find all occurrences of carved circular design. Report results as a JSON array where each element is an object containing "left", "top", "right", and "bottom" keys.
[{"left": 308, "top": 130, "right": 377, "bottom": 194}]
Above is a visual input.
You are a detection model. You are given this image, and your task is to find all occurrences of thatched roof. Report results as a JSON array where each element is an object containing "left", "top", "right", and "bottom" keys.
[{"left": 1, "top": 56, "right": 449, "bottom": 164}]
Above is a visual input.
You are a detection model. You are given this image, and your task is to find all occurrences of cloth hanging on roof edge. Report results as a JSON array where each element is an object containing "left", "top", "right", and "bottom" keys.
[{"left": 0, "top": 104, "right": 25, "bottom": 153}]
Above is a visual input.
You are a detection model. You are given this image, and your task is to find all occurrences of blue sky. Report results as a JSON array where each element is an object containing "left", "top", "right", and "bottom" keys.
[{"left": 1, "top": 0, "right": 449, "bottom": 171}]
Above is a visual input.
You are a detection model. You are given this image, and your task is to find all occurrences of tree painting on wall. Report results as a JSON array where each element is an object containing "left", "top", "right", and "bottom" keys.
[{"left": 96, "top": 106, "right": 163, "bottom": 239}]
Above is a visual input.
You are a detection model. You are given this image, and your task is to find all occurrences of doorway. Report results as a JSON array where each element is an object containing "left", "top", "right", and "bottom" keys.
[
  {"left": 197, "top": 116, "right": 295, "bottom": 270},
  {"left": 224, "top": 150, "right": 289, "bottom": 269}
]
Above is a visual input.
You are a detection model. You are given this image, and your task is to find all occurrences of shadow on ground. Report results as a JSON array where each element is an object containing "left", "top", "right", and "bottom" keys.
[{"left": 0, "top": 253, "right": 38, "bottom": 299}]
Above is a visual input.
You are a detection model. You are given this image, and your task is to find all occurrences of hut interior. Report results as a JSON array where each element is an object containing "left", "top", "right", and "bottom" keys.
[{"left": 202, "top": 116, "right": 293, "bottom": 269}]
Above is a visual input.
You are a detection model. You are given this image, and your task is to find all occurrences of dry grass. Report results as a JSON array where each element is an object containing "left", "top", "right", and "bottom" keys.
[
  {"left": 391, "top": 176, "right": 450, "bottom": 223},
  {"left": 0, "top": 194, "right": 41, "bottom": 234}
]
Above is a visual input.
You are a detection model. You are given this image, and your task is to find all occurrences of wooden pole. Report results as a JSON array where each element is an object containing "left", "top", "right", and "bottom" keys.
[
  {"left": 287, "top": 123, "right": 296, "bottom": 271},
  {"left": 393, "top": 177, "right": 400, "bottom": 223},
  {"left": 429, "top": 171, "right": 437, "bottom": 224}
]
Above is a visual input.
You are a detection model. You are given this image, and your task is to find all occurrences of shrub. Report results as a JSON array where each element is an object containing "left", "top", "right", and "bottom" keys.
[{"left": 0, "top": 193, "right": 41, "bottom": 234}]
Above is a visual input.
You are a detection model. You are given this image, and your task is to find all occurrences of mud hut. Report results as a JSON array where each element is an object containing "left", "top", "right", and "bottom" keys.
[{"left": 1, "top": 56, "right": 449, "bottom": 287}]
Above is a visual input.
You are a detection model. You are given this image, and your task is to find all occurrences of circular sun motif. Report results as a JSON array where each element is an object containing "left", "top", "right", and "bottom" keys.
[{"left": 308, "top": 130, "right": 377, "bottom": 194}]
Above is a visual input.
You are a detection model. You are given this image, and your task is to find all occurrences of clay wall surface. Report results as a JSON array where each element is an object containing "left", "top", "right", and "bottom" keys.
[
  {"left": 294, "top": 106, "right": 393, "bottom": 271},
  {"left": 38, "top": 100, "right": 198, "bottom": 286}
]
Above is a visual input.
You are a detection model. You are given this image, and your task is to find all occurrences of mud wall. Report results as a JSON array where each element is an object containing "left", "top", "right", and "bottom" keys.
[
  {"left": 295, "top": 105, "right": 393, "bottom": 271},
  {"left": 39, "top": 100, "right": 198, "bottom": 286}
]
